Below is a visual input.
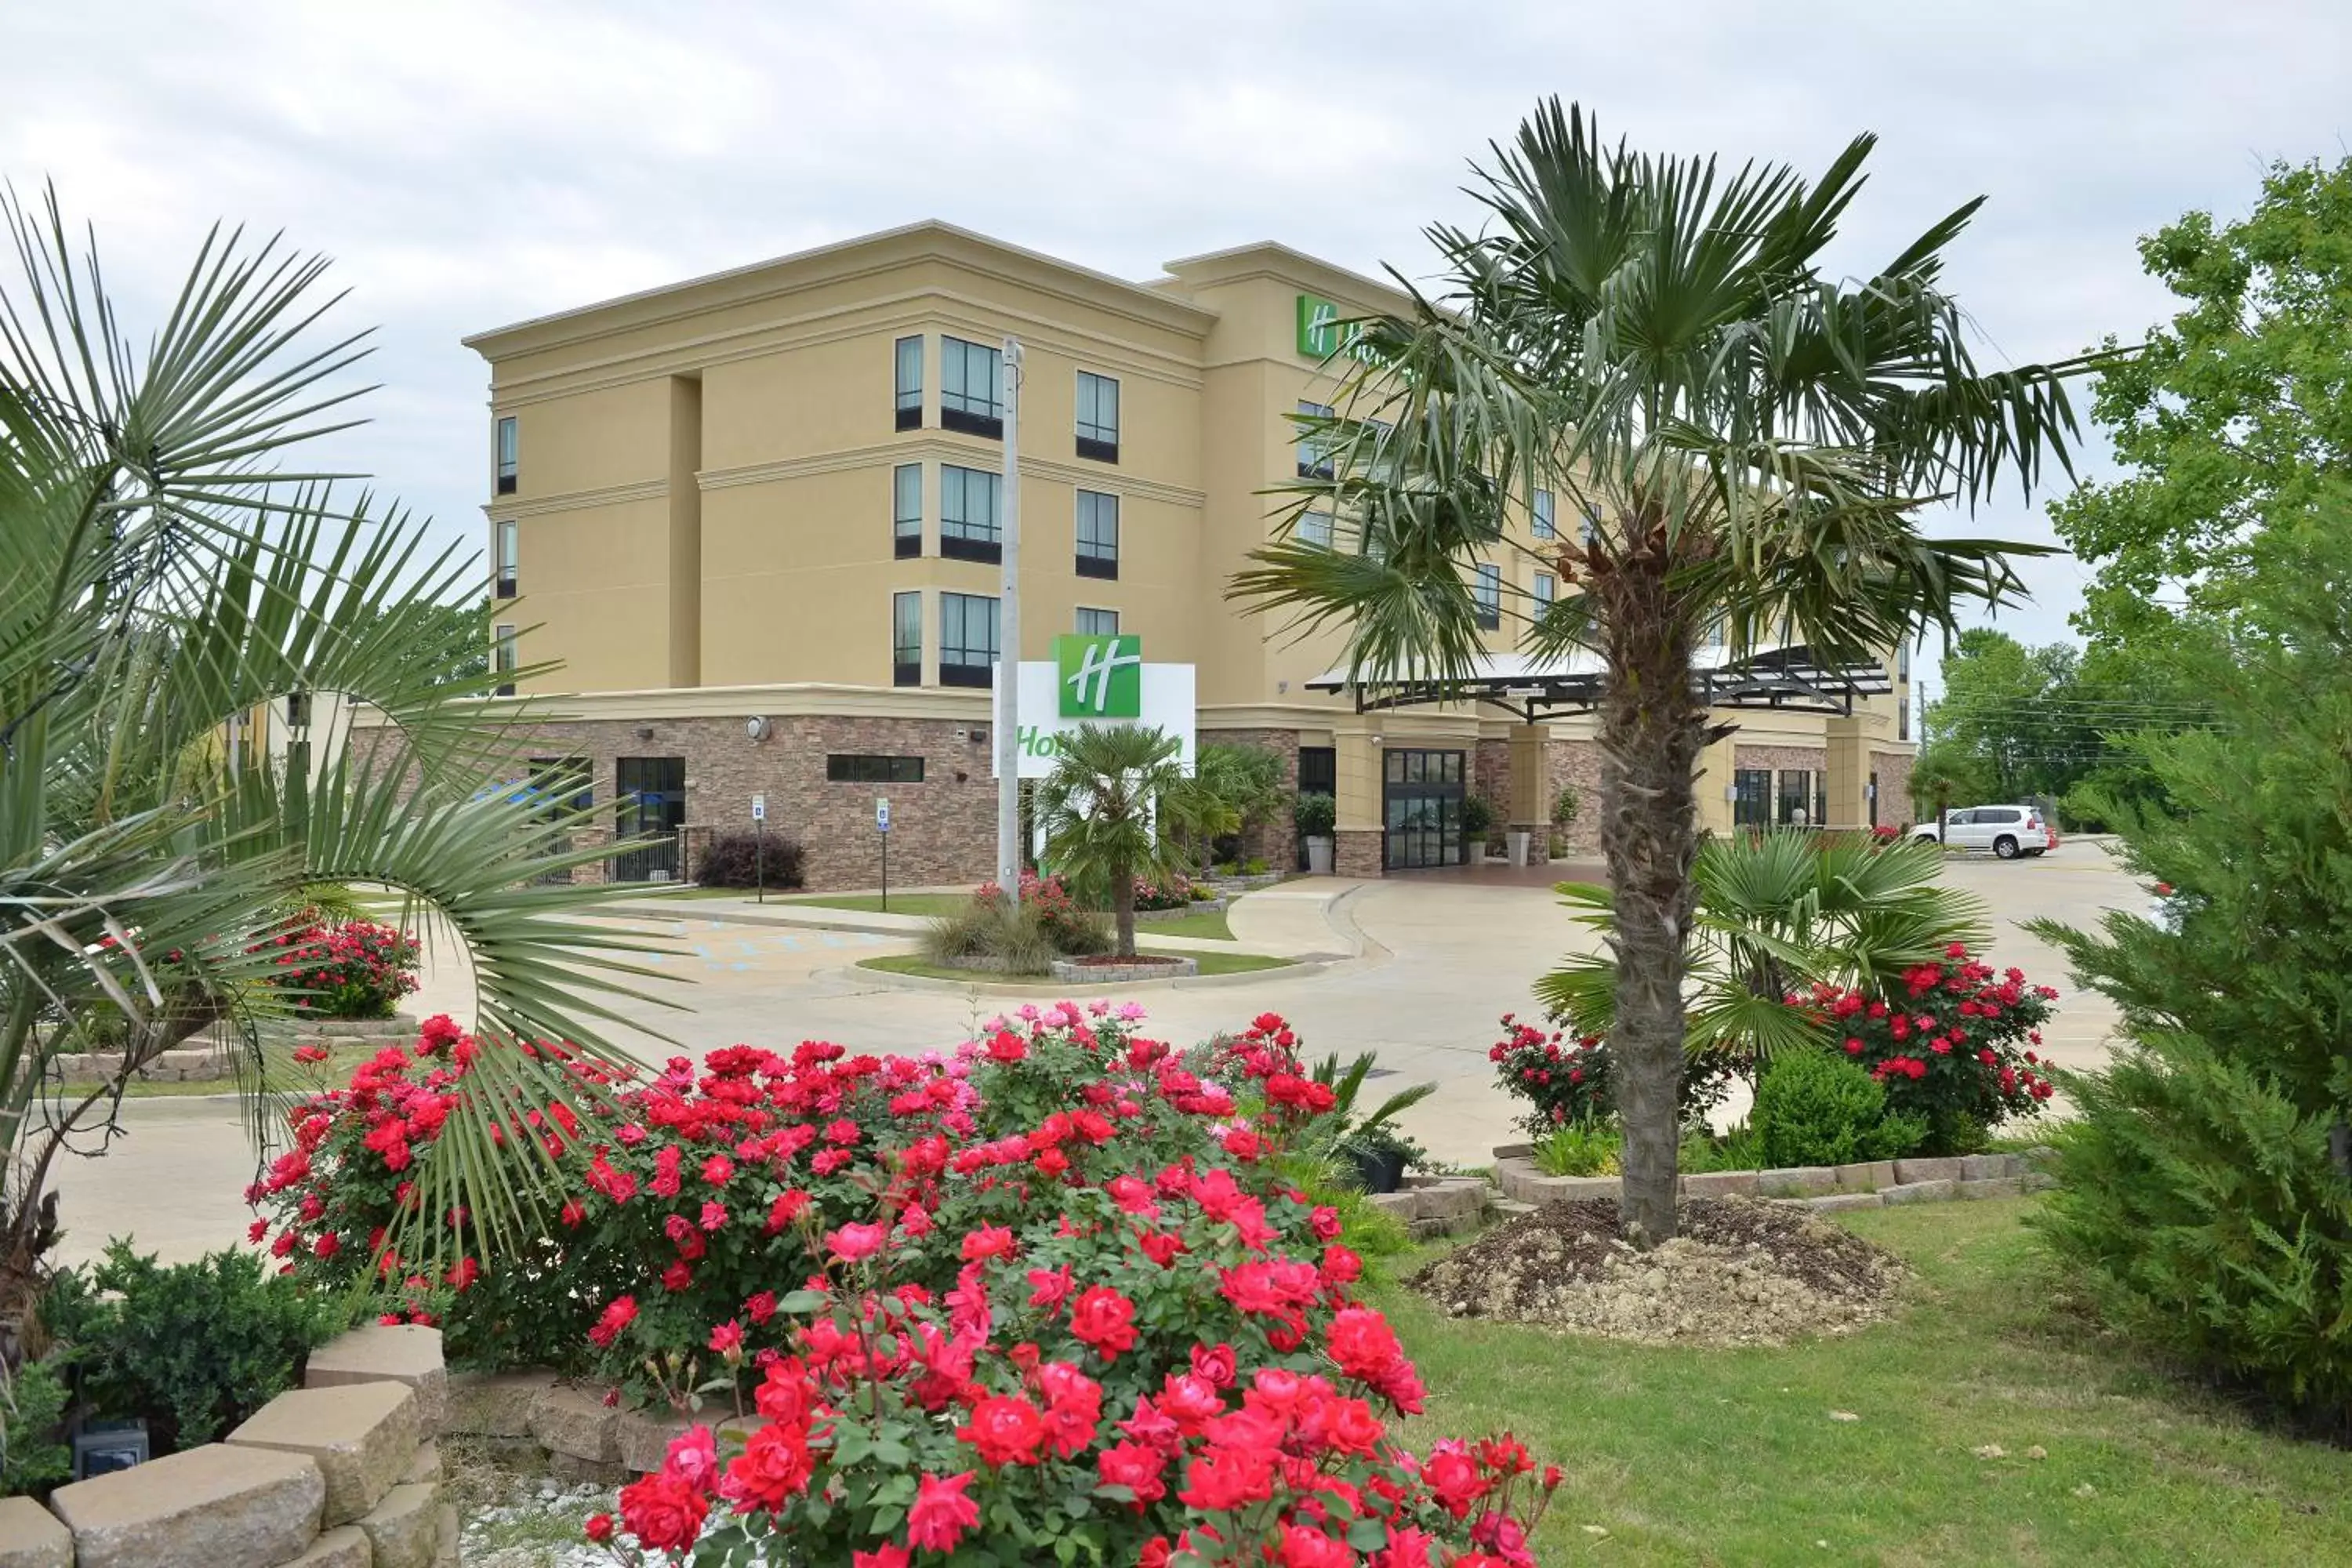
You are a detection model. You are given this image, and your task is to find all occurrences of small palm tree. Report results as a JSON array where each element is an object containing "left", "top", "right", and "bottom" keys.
[
  {"left": 0, "top": 188, "right": 669, "bottom": 1316},
  {"left": 1231, "top": 101, "right": 2111, "bottom": 1241},
  {"left": 1038, "top": 725, "right": 1204, "bottom": 958},
  {"left": 1539, "top": 829, "right": 1989, "bottom": 1080}
]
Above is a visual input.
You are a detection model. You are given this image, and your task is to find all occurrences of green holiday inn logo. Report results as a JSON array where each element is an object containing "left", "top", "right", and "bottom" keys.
[
  {"left": 1056, "top": 633, "right": 1142, "bottom": 718},
  {"left": 1295, "top": 293, "right": 1377, "bottom": 362}
]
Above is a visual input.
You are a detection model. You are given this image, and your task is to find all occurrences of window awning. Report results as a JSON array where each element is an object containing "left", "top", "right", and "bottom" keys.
[{"left": 1304, "top": 644, "right": 1891, "bottom": 722}]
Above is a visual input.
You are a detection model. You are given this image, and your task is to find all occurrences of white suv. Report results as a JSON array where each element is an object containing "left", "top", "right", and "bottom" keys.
[{"left": 1911, "top": 804, "right": 2059, "bottom": 860}]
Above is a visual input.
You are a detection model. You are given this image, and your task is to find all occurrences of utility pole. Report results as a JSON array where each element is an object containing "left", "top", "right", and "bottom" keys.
[{"left": 995, "top": 336, "right": 1025, "bottom": 904}]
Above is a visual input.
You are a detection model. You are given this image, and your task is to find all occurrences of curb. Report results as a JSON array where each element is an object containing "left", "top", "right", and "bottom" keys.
[
  {"left": 1490, "top": 1149, "right": 2056, "bottom": 1210},
  {"left": 840, "top": 954, "right": 1335, "bottom": 997}
]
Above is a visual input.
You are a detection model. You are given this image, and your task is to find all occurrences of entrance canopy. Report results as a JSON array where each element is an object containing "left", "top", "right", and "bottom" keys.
[{"left": 1305, "top": 644, "right": 1891, "bottom": 723}]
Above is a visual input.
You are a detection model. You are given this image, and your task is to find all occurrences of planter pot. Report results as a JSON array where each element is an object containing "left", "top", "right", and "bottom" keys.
[
  {"left": 1305, "top": 836, "right": 1334, "bottom": 874},
  {"left": 1341, "top": 1145, "right": 1409, "bottom": 1195},
  {"left": 1506, "top": 830, "right": 1531, "bottom": 868}
]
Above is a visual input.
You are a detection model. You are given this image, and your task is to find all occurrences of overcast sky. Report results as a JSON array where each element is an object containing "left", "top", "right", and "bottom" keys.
[{"left": 6, "top": 1, "right": 2347, "bottom": 697}]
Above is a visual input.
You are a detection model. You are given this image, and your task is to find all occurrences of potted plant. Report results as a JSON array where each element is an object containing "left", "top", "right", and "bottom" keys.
[
  {"left": 1337, "top": 1121, "right": 1419, "bottom": 1195},
  {"left": 1294, "top": 791, "right": 1336, "bottom": 875},
  {"left": 1459, "top": 793, "right": 1497, "bottom": 859},
  {"left": 1550, "top": 784, "right": 1581, "bottom": 858}
]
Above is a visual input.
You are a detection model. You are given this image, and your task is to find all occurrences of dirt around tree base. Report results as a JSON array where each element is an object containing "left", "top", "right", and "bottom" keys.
[{"left": 1409, "top": 1196, "right": 1905, "bottom": 1347}]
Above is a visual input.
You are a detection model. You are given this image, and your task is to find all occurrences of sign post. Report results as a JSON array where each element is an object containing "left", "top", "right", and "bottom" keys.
[
  {"left": 995, "top": 337, "right": 1025, "bottom": 905},
  {"left": 876, "top": 797, "right": 891, "bottom": 911},
  {"left": 751, "top": 793, "right": 767, "bottom": 904}
]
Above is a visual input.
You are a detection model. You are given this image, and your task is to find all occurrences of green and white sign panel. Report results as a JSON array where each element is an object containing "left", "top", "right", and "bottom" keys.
[
  {"left": 993, "top": 635, "right": 1195, "bottom": 779},
  {"left": 1295, "top": 292, "right": 1376, "bottom": 362}
]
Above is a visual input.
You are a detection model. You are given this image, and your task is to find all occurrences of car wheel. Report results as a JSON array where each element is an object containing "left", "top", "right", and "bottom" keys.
[{"left": 1994, "top": 835, "right": 2020, "bottom": 859}]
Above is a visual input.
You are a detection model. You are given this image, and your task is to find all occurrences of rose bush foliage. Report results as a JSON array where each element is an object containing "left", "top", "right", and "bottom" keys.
[
  {"left": 1491, "top": 945, "right": 2058, "bottom": 1153},
  {"left": 252, "top": 1008, "right": 1558, "bottom": 1565},
  {"left": 264, "top": 918, "right": 420, "bottom": 1019}
]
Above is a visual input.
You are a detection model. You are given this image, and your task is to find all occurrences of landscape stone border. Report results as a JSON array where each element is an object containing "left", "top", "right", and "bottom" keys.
[
  {"left": 1047, "top": 956, "right": 1200, "bottom": 982},
  {"left": 1362, "top": 1175, "right": 1494, "bottom": 1242},
  {"left": 20, "top": 1320, "right": 453, "bottom": 1568},
  {"left": 52, "top": 1014, "right": 421, "bottom": 1086},
  {"left": 1134, "top": 898, "right": 1229, "bottom": 922},
  {"left": 1490, "top": 1146, "right": 2055, "bottom": 1212}
]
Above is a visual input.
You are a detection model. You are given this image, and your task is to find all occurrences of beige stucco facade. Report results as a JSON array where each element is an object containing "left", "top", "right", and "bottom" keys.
[{"left": 448, "top": 220, "right": 1914, "bottom": 887}]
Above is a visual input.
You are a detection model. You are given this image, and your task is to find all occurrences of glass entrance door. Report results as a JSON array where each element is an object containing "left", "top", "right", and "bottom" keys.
[
  {"left": 615, "top": 756, "right": 686, "bottom": 880},
  {"left": 1382, "top": 749, "right": 1466, "bottom": 869}
]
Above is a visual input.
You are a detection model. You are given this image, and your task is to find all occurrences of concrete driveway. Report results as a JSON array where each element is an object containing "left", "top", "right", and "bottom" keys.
[{"left": 45, "top": 844, "right": 2143, "bottom": 1266}]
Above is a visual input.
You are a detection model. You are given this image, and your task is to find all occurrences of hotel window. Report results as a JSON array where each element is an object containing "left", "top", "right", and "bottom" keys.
[
  {"left": 1532, "top": 489, "right": 1555, "bottom": 540},
  {"left": 1298, "top": 510, "right": 1334, "bottom": 549},
  {"left": 893, "top": 463, "right": 923, "bottom": 559},
  {"left": 1777, "top": 769, "right": 1813, "bottom": 826},
  {"left": 892, "top": 591, "right": 922, "bottom": 687},
  {"left": 1533, "top": 572, "right": 1555, "bottom": 615},
  {"left": 492, "top": 622, "right": 517, "bottom": 696},
  {"left": 1076, "top": 607, "right": 1119, "bottom": 637},
  {"left": 940, "top": 464, "right": 1002, "bottom": 563},
  {"left": 894, "top": 336, "right": 924, "bottom": 430},
  {"left": 1076, "top": 490, "right": 1119, "bottom": 580},
  {"left": 1076, "top": 371, "right": 1120, "bottom": 463},
  {"left": 495, "top": 416, "right": 517, "bottom": 495},
  {"left": 1296, "top": 401, "right": 1334, "bottom": 479},
  {"left": 939, "top": 592, "right": 1000, "bottom": 688},
  {"left": 827, "top": 753, "right": 925, "bottom": 783},
  {"left": 495, "top": 518, "right": 517, "bottom": 597},
  {"left": 1580, "top": 502, "right": 1602, "bottom": 544},
  {"left": 940, "top": 336, "right": 1003, "bottom": 437},
  {"left": 1733, "top": 768, "right": 1772, "bottom": 828},
  {"left": 1898, "top": 697, "right": 1911, "bottom": 742},
  {"left": 1898, "top": 639, "right": 1911, "bottom": 681},
  {"left": 1474, "top": 564, "right": 1501, "bottom": 630}
]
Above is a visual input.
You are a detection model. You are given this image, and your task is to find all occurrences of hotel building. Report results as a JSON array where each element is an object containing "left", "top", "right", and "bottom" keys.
[{"left": 433, "top": 221, "right": 1915, "bottom": 888}]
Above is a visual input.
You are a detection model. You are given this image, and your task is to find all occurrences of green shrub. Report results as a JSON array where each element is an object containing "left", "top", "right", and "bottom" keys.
[
  {"left": 2026, "top": 513, "right": 2352, "bottom": 1424},
  {"left": 1533, "top": 1119, "right": 1620, "bottom": 1177},
  {"left": 1678, "top": 1120, "right": 1762, "bottom": 1173},
  {"left": 1293, "top": 791, "right": 1336, "bottom": 839},
  {"left": 1751, "top": 1049, "right": 1926, "bottom": 1169},
  {"left": 40, "top": 1244, "right": 348, "bottom": 1450},
  {"left": 1, "top": 1357, "right": 73, "bottom": 1495},
  {"left": 695, "top": 829, "right": 804, "bottom": 889}
]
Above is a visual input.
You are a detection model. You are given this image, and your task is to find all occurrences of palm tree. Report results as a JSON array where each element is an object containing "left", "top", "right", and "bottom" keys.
[
  {"left": 0, "top": 188, "right": 670, "bottom": 1319},
  {"left": 1231, "top": 102, "right": 2110, "bottom": 1241},
  {"left": 1538, "top": 829, "right": 1988, "bottom": 1081},
  {"left": 1038, "top": 724, "right": 1205, "bottom": 957}
]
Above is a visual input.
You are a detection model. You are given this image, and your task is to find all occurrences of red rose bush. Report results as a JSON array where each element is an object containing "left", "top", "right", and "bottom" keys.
[{"left": 252, "top": 1006, "right": 1558, "bottom": 1565}]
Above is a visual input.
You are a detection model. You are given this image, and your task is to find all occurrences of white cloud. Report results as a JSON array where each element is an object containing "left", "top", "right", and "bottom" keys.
[{"left": 5, "top": 0, "right": 2346, "bottom": 699}]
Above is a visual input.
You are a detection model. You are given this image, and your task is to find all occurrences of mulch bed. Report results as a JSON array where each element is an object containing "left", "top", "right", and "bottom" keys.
[{"left": 1407, "top": 1196, "right": 1906, "bottom": 1347}]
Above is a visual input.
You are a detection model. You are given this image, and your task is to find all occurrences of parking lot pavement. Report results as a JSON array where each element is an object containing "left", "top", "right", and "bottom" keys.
[{"left": 45, "top": 845, "right": 2148, "bottom": 1263}]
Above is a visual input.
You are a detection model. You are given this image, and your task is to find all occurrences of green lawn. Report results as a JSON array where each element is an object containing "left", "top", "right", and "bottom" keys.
[
  {"left": 858, "top": 949, "right": 1292, "bottom": 985},
  {"left": 777, "top": 891, "right": 971, "bottom": 918},
  {"left": 1135, "top": 906, "right": 1236, "bottom": 941},
  {"left": 1377, "top": 1197, "right": 2352, "bottom": 1566}
]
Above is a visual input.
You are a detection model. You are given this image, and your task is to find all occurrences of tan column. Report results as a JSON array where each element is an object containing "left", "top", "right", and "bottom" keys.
[
  {"left": 1824, "top": 718, "right": 1871, "bottom": 829},
  {"left": 1333, "top": 725, "right": 1385, "bottom": 877},
  {"left": 1507, "top": 723, "right": 1546, "bottom": 821},
  {"left": 1696, "top": 720, "right": 1739, "bottom": 837}
]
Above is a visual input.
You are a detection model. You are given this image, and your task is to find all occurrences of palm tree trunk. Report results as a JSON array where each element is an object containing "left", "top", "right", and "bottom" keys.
[
  {"left": 1596, "top": 571, "right": 1708, "bottom": 1246},
  {"left": 1112, "top": 862, "right": 1137, "bottom": 958}
]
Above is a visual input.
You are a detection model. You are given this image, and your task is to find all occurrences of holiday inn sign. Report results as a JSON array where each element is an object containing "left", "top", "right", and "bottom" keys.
[{"left": 994, "top": 634, "right": 1196, "bottom": 779}]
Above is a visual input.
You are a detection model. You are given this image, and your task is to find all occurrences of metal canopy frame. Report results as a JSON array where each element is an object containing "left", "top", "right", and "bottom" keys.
[{"left": 1305, "top": 644, "right": 1892, "bottom": 724}]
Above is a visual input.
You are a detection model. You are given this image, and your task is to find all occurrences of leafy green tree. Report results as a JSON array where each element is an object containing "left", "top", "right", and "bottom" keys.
[
  {"left": 1186, "top": 742, "right": 1287, "bottom": 864},
  {"left": 0, "top": 190, "right": 665, "bottom": 1316},
  {"left": 1230, "top": 100, "right": 2100, "bottom": 1240},
  {"left": 2052, "top": 154, "right": 2352, "bottom": 649},
  {"left": 2028, "top": 503, "right": 2352, "bottom": 1422},
  {"left": 1907, "top": 739, "right": 1997, "bottom": 822},
  {"left": 1540, "top": 830, "right": 1987, "bottom": 1080},
  {"left": 1038, "top": 725, "right": 1207, "bottom": 957}
]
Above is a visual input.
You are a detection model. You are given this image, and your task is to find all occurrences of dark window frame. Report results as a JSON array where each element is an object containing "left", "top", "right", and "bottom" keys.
[
  {"left": 1733, "top": 768, "right": 1773, "bottom": 829},
  {"left": 895, "top": 335, "right": 924, "bottom": 430},
  {"left": 495, "top": 416, "right": 517, "bottom": 495},
  {"left": 892, "top": 590, "right": 923, "bottom": 688},
  {"left": 826, "top": 753, "right": 925, "bottom": 784},
  {"left": 1074, "top": 607, "right": 1120, "bottom": 637},
  {"left": 492, "top": 622, "right": 517, "bottom": 697},
  {"left": 941, "top": 336, "right": 1004, "bottom": 438},
  {"left": 1473, "top": 563, "right": 1502, "bottom": 630},
  {"left": 1076, "top": 489, "right": 1119, "bottom": 580},
  {"left": 495, "top": 517, "right": 518, "bottom": 597},
  {"left": 893, "top": 462, "right": 923, "bottom": 560},
  {"left": 1295, "top": 400, "right": 1335, "bottom": 480},
  {"left": 1076, "top": 370, "right": 1120, "bottom": 463},
  {"left": 939, "top": 590, "right": 1000, "bottom": 687}
]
